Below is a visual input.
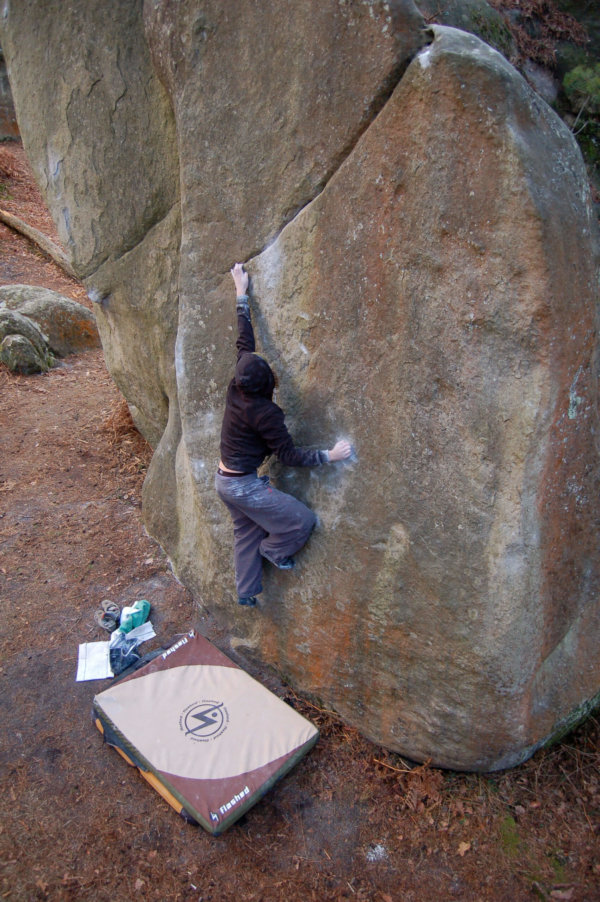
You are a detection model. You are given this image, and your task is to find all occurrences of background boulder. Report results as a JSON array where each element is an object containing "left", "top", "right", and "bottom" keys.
[
  {"left": 0, "top": 333, "right": 48, "bottom": 375},
  {"left": 0, "top": 284, "right": 100, "bottom": 357},
  {"left": 0, "top": 306, "right": 53, "bottom": 372},
  {"left": 1, "top": 1, "right": 598, "bottom": 770}
]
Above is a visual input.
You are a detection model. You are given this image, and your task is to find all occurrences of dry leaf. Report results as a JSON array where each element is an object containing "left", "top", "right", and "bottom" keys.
[{"left": 457, "top": 841, "right": 471, "bottom": 857}]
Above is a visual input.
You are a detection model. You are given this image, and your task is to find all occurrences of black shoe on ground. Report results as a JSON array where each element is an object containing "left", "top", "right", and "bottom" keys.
[{"left": 238, "top": 595, "right": 258, "bottom": 606}]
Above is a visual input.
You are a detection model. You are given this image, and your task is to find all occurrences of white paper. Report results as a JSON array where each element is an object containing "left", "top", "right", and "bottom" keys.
[
  {"left": 125, "top": 620, "right": 156, "bottom": 642},
  {"left": 76, "top": 641, "right": 113, "bottom": 681}
]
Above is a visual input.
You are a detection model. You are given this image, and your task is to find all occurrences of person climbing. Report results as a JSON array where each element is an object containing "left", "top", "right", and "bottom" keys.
[{"left": 215, "top": 262, "right": 352, "bottom": 607}]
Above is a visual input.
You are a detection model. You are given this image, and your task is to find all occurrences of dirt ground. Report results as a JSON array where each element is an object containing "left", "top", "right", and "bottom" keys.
[{"left": 0, "top": 142, "right": 598, "bottom": 902}]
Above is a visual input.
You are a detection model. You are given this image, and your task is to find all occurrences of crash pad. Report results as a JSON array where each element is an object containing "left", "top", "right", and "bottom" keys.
[{"left": 93, "top": 630, "right": 319, "bottom": 834}]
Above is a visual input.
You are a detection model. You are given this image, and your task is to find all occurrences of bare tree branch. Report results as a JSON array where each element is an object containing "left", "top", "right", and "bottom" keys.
[{"left": 0, "top": 208, "right": 77, "bottom": 280}]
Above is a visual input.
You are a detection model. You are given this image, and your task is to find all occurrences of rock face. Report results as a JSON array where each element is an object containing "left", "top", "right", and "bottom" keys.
[
  {"left": 0, "top": 0, "right": 181, "bottom": 446},
  {"left": 1, "top": 2, "right": 599, "bottom": 770},
  {"left": 0, "top": 45, "right": 18, "bottom": 140}
]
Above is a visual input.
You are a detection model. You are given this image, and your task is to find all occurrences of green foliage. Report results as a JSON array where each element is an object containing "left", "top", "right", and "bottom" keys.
[
  {"left": 576, "top": 120, "right": 600, "bottom": 171},
  {"left": 564, "top": 63, "right": 600, "bottom": 114},
  {"left": 561, "top": 66, "right": 600, "bottom": 196},
  {"left": 546, "top": 849, "right": 567, "bottom": 883},
  {"left": 499, "top": 814, "right": 521, "bottom": 858}
]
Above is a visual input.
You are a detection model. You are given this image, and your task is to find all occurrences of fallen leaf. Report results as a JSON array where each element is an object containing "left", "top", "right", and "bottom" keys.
[{"left": 457, "top": 841, "right": 471, "bottom": 857}]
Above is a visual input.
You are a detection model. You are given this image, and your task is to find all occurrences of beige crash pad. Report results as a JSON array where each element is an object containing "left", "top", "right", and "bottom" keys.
[{"left": 93, "top": 630, "right": 319, "bottom": 834}]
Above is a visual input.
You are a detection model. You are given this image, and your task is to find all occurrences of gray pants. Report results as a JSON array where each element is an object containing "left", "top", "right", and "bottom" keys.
[{"left": 215, "top": 472, "right": 316, "bottom": 598}]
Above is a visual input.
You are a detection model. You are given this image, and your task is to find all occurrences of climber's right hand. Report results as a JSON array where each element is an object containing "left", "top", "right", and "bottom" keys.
[{"left": 231, "top": 262, "right": 249, "bottom": 297}]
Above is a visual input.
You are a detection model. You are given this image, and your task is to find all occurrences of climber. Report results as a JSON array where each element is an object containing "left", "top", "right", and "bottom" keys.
[{"left": 215, "top": 262, "right": 352, "bottom": 608}]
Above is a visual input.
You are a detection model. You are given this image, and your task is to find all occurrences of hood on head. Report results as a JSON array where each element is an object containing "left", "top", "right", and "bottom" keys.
[{"left": 235, "top": 352, "right": 275, "bottom": 398}]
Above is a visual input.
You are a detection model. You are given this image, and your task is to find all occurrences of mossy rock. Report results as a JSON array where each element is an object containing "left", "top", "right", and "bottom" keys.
[
  {"left": 0, "top": 306, "right": 55, "bottom": 372},
  {"left": 0, "top": 306, "right": 49, "bottom": 357},
  {"left": 418, "top": 0, "right": 515, "bottom": 60},
  {"left": 0, "top": 333, "right": 51, "bottom": 374}
]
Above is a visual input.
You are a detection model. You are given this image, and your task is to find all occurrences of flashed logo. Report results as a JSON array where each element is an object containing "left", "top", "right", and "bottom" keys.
[{"left": 180, "top": 699, "right": 229, "bottom": 741}]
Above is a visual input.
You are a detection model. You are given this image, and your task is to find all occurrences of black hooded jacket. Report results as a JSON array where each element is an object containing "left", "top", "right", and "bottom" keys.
[{"left": 219, "top": 297, "right": 326, "bottom": 472}]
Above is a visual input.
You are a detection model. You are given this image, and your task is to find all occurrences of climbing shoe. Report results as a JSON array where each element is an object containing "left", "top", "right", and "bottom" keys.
[
  {"left": 238, "top": 595, "right": 258, "bottom": 607},
  {"left": 262, "top": 553, "right": 295, "bottom": 570}
]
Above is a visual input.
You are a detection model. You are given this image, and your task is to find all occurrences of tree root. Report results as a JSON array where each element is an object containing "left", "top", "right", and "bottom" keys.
[{"left": 0, "top": 207, "right": 77, "bottom": 280}]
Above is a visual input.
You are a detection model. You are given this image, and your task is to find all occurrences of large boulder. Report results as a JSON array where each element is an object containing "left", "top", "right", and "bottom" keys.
[
  {"left": 0, "top": 285, "right": 100, "bottom": 357},
  {"left": 1, "top": 3, "right": 598, "bottom": 770},
  {"left": 243, "top": 27, "right": 600, "bottom": 770}
]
